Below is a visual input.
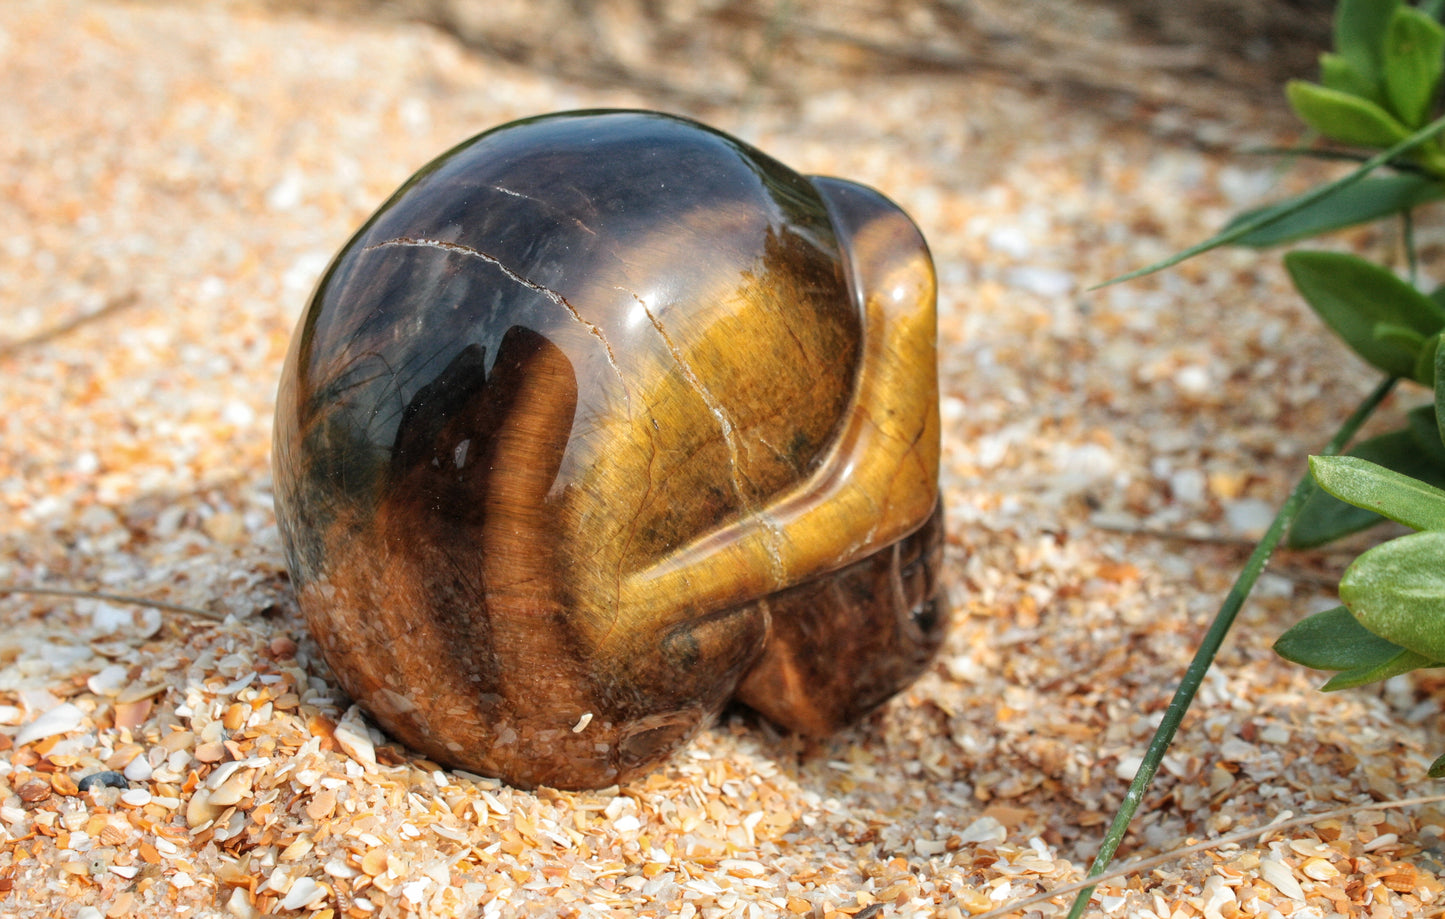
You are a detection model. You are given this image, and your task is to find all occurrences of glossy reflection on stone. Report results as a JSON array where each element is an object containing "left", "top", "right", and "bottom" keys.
[{"left": 272, "top": 110, "right": 947, "bottom": 789}]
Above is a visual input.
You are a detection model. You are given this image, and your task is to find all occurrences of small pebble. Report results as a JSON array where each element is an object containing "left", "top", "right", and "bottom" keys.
[
  {"left": 226, "top": 887, "right": 259, "bottom": 919},
  {"left": 15, "top": 703, "right": 84, "bottom": 747},
  {"left": 1169, "top": 468, "right": 1207, "bottom": 505},
  {"left": 123, "top": 755, "right": 154, "bottom": 782},
  {"left": 1226, "top": 497, "right": 1276, "bottom": 537},
  {"left": 1004, "top": 265, "right": 1075, "bottom": 297},
  {"left": 86, "top": 664, "right": 129, "bottom": 695},
  {"left": 1260, "top": 858, "right": 1305, "bottom": 901},
  {"left": 119, "top": 788, "right": 152, "bottom": 807},
  {"left": 17, "top": 779, "right": 52, "bottom": 804},
  {"left": 334, "top": 708, "right": 377, "bottom": 768},
  {"left": 187, "top": 789, "right": 223, "bottom": 828},
  {"left": 87, "top": 601, "right": 133, "bottom": 634},
  {"left": 209, "top": 772, "right": 253, "bottom": 807},
  {"left": 987, "top": 225, "right": 1034, "bottom": 258},
  {"left": 280, "top": 876, "right": 325, "bottom": 910},
  {"left": 401, "top": 879, "right": 429, "bottom": 905},
  {"left": 76, "top": 771, "right": 128, "bottom": 792}
]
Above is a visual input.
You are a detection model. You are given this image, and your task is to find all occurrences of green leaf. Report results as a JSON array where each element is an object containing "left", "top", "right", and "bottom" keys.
[
  {"left": 1222, "top": 173, "right": 1445, "bottom": 248},
  {"left": 1438, "top": 337, "right": 1445, "bottom": 444},
  {"left": 1431, "top": 751, "right": 1445, "bottom": 778},
  {"left": 1284, "top": 250, "right": 1445, "bottom": 376},
  {"left": 1288, "top": 80, "right": 1414, "bottom": 148},
  {"left": 1309, "top": 454, "right": 1445, "bottom": 530},
  {"left": 1290, "top": 428, "right": 1445, "bottom": 547},
  {"left": 1374, "top": 319, "right": 1429, "bottom": 350},
  {"left": 1335, "top": 0, "right": 1404, "bottom": 104},
  {"left": 1275, "top": 603, "right": 1412, "bottom": 669},
  {"left": 1320, "top": 646, "right": 1435, "bottom": 689},
  {"left": 1385, "top": 6, "right": 1445, "bottom": 127},
  {"left": 1336, "top": 0, "right": 1401, "bottom": 88},
  {"left": 1407, "top": 403, "right": 1445, "bottom": 464},
  {"left": 1341, "top": 529, "right": 1445, "bottom": 661},
  {"left": 1323, "top": 52, "right": 1386, "bottom": 103},
  {"left": 1416, "top": 331, "right": 1442, "bottom": 387},
  {"left": 1093, "top": 115, "right": 1445, "bottom": 288},
  {"left": 1273, "top": 604, "right": 1428, "bottom": 691}
]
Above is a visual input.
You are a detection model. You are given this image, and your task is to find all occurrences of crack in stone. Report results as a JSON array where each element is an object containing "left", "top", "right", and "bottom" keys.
[
  {"left": 489, "top": 185, "right": 598, "bottom": 237},
  {"left": 640, "top": 303, "right": 786, "bottom": 586},
  {"left": 607, "top": 414, "right": 662, "bottom": 634},
  {"left": 365, "top": 236, "right": 625, "bottom": 385}
]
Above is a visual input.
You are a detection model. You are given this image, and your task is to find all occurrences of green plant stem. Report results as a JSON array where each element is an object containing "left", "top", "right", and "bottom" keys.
[
  {"left": 1096, "top": 114, "right": 1445, "bottom": 289},
  {"left": 1066, "top": 374, "right": 1399, "bottom": 919}
]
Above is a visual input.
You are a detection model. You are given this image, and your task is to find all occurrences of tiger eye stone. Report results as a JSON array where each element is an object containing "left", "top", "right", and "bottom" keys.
[{"left": 272, "top": 110, "right": 946, "bottom": 789}]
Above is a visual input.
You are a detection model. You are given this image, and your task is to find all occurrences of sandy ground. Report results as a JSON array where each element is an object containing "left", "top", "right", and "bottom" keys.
[{"left": 3, "top": 1, "right": 1445, "bottom": 917}]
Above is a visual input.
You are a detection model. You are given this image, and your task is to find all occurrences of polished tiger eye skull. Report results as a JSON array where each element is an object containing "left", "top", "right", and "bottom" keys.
[{"left": 272, "top": 110, "right": 946, "bottom": 790}]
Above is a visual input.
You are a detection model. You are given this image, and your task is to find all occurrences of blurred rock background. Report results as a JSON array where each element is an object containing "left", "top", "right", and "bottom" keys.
[{"left": 166, "top": 0, "right": 1333, "bottom": 122}]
